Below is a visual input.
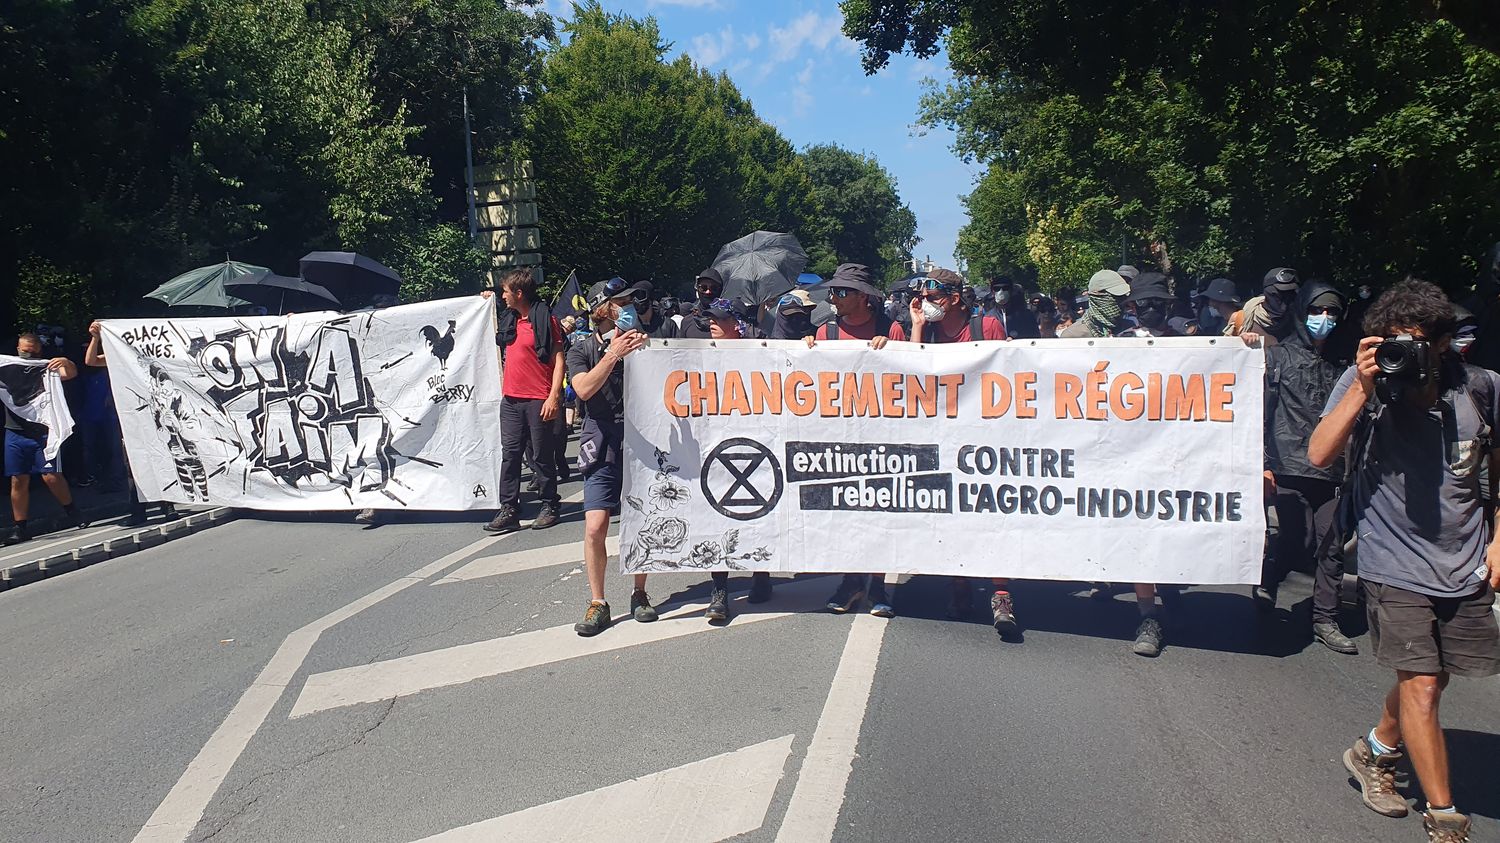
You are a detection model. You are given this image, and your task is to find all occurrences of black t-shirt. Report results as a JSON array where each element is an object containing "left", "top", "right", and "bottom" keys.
[{"left": 565, "top": 332, "right": 626, "bottom": 423}]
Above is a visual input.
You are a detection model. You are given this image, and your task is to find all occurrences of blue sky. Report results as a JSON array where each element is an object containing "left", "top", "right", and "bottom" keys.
[{"left": 541, "top": 0, "right": 979, "bottom": 269}]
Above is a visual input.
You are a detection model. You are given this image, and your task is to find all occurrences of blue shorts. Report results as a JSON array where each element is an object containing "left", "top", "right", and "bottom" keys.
[
  {"left": 4, "top": 429, "right": 58, "bottom": 477},
  {"left": 583, "top": 459, "right": 621, "bottom": 513}
]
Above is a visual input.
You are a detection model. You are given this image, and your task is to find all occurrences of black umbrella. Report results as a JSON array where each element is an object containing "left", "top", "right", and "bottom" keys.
[
  {"left": 223, "top": 273, "right": 342, "bottom": 315},
  {"left": 710, "top": 231, "right": 807, "bottom": 309},
  {"left": 298, "top": 251, "right": 402, "bottom": 308}
]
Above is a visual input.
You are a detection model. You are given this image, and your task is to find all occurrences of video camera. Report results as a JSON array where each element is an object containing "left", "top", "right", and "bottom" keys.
[{"left": 1374, "top": 333, "right": 1439, "bottom": 404}]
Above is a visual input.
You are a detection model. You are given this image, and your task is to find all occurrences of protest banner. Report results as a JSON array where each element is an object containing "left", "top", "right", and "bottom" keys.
[
  {"left": 100, "top": 297, "right": 502, "bottom": 510},
  {"left": 620, "top": 338, "right": 1266, "bottom": 584},
  {"left": 0, "top": 356, "right": 74, "bottom": 460}
]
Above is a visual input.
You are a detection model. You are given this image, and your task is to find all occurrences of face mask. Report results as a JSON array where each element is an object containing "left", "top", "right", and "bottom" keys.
[
  {"left": 1198, "top": 305, "right": 1226, "bottom": 334},
  {"left": 614, "top": 303, "right": 640, "bottom": 333},
  {"left": 1453, "top": 336, "right": 1475, "bottom": 354},
  {"left": 17, "top": 349, "right": 37, "bottom": 360},
  {"left": 920, "top": 300, "right": 947, "bottom": 321},
  {"left": 995, "top": 290, "right": 1010, "bottom": 305},
  {"left": 1136, "top": 305, "right": 1166, "bottom": 330},
  {"left": 1306, "top": 314, "right": 1336, "bottom": 340},
  {"left": 885, "top": 299, "right": 903, "bottom": 320}
]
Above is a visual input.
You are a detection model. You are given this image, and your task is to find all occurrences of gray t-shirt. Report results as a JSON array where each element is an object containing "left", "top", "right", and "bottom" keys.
[{"left": 1322, "top": 365, "right": 1498, "bottom": 597}]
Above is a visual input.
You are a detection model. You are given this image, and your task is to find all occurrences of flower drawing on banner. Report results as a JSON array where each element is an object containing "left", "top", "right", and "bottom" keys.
[{"left": 621, "top": 442, "right": 774, "bottom": 574}]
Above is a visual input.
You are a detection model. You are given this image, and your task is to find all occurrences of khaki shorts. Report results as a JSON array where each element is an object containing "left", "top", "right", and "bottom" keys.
[{"left": 1363, "top": 580, "right": 1500, "bottom": 677}]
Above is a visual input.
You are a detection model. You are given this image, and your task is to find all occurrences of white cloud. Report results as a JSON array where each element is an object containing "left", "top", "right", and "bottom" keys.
[
  {"left": 689, "top": 25, "right": 738, "bottom": 67},
  {"left": 767, "top": 12, "right": 856, "bottom": 62},
  {"left": 792, "top": 86, "right": 815, "bottom": 117},
  {"left": 796, "top": 59, "right": 816, "bottom": 86},
  {"left": 743, "top": 32, "right": 761, "bottom": 51}
]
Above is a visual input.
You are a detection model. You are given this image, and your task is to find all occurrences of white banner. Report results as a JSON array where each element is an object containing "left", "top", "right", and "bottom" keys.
[
  {"left": 620, "top": 338, "right": 1265, "bottom": 584},
  {"left": 0, "top": 356, "right": 75, "bottom": 460},
  {"left": 101, "top": 297, "right": 502, "bottom": 510}
]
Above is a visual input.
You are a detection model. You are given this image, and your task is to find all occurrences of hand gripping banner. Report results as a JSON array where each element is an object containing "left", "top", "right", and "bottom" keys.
[
  {"left": 100, "top": 297, "right": 502, "bottom": 510},
  {"left": 619, "top": 337, "right": 1266, "bottom": 584}
]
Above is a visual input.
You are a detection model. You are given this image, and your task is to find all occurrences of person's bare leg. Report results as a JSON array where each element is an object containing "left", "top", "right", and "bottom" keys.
[
  {"left": 1373, "top": 682, "right": 1402, "bottom": 750},
  {"left": 1395, "top": 671, "right": 1453, "bottom": 808},
  {"left": 633, "top": 573, "right": 647, "bottom": 592},
  {"left": 1134, "top": 583, "right": 1157, "bottom": 608},
  {"left": 40, "top": 472, "right": 72, "bottom": 507},
  {"left": 584, "top": 509, "right": 611, "bottom": 603},
  {"left": 11, "top": 475, "right": 30, "bottom": 521}
]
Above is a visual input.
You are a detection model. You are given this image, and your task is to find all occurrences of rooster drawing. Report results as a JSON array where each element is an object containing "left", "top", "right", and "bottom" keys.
[{"left": 419, "top": 320, "right": 457, "bottom": 369}]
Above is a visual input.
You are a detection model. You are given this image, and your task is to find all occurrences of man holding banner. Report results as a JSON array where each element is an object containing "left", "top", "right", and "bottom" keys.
[{"left": 3, "top": 333, "right": 83, "bottom": 544}]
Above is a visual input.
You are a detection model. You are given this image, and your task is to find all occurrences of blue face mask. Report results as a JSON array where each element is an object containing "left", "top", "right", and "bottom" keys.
[
  {"left": 1306, "top": 313, "right": 1336, "bottom": 340},
  {"left": 614, "top": 303, "right": 640, "bottom": 333}
]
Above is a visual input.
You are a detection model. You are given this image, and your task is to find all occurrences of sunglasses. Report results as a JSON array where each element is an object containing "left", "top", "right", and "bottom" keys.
[
  {"left": 919, "top": 293, "right": 950, "bottom": 304},
  {"left": 830, "top": 288, "right": 859, "bottom": 299},
  {"left": 917, "top": 278, "right": 962, "bottom": 294}
]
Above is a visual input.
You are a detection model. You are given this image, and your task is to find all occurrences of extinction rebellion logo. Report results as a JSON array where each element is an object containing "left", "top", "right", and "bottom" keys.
[{"left": 700, "top": 438, "right": 783, "bottom": 521}]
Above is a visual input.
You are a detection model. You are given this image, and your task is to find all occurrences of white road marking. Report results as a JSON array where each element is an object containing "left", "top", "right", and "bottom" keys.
[
  {"left": 409, "top": 735, "right": 795, "bottom": 843},
  {"left": 436, "top": 535, "right": 620, "bottom": 584},
  {"left": 130, "top": 532, "right": 509, "bottom": 843},
  {"left": 0, "top": 523, "right": 120, "bottom": 565},
  {"left": 774, "top": 612, "right": 889, "bottom": 843},
  {"left": 291, "top": 577, "right": 830, "bottom": 718}
]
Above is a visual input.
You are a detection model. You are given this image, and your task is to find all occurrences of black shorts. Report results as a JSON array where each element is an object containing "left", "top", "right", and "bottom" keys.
[{"left": 1363, "top": 579, "right": 1500, "bottom": 677}]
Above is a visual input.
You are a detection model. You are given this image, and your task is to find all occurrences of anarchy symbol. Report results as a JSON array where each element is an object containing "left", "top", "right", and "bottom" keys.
[
  {"left": 473, "top": 484, "right": 488, "bottom": 498},
  {"left": 700, "top": 438, "right": 783, "bottom": 521}
]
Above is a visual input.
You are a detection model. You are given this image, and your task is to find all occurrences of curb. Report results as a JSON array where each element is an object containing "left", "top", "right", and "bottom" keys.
[{"left": 0, "top": 507, "right": 239, "bottom": 592}]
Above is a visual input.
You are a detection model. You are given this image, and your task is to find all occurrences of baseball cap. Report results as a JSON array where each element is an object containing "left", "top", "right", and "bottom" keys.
[
  {"left": 704, "top": 297, "right": 748, "bottom": 321},
  {"left": 1088, "top": 269, "right": 1131, "bottom": 296},
  {"left": 777, "top": 289, "right": 815, "bottom": 314},
  {"left": 585, "top": 276, "right": 632, "bottom": 310},
  {"left": 1117, "top": 265, "right": 1140, "bottom": 281},
  {"left": 1264, "top": 267, "right": 1300, "bottom": 292},
  {"left": 695, "top": 268, "right": 725, "bottom": 288},
  {"left": 1202, "top": 278, "right": 1241, "bottom": 305}
]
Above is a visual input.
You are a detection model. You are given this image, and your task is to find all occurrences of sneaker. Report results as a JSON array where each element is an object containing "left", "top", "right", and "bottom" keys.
[
  {"left": 630, "top": 590, "right": 659, "bottom": 623},
  {"left": 1422, "top": 809, "right": 1471, "bottom": 842},
  {"left": 747, "top": 572, "right": 773, "bottom": 604},
  {"left": 991, "top": 591, "right": 1017, "bottom": 634},
  {"left": 485, "top": 504, "right": 521, "bottom": 534},
  {"left": 1342, "top": 736, "right": 1409, "bottom": 817},
  {"left": 1313, "top": 621, "right": 1359, "bottom": 655},
  {"left": 946, "top": 577, "right": 973, "bottom": 619},
  {"left": 825, "top": 576, "right": 865, "bottom": 614},
  {"left": 531, "top": 502, "right": 560, "bottom": 530},
  {"left": 574, "top": 601, "right": 612, "bottom": 637},
  {"left": 1251, "top": 585, "right": 1277, "bottom": 613},
  {"left": 1132, "top": 615, "right": 1165, "bottom": 657},
  {"left": 868, "top": 582, "right": 893, "bottom": 617},
  {"left": 705, "top": 587, "right": 729, "bottom": 623},
  {"left": 355, "top": 508, "right": 379, "bottom": 525},
  {"left": 3, "top": 523, "right": 30, "bottom": 545}
]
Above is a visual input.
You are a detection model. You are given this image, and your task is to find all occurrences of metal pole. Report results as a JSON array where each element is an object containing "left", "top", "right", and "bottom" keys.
[{"left": 464, "top": 86, "right": 478, "bottom": 241}]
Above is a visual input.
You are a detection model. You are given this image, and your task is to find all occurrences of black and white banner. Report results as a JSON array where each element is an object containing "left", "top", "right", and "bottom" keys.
[
  {"left": 620, "top": 338, "right": 1266, "bottom": 584},
  {"left": 100, "top": 297, "right": 502, "bottom": 510},
  {"left": 0, "top": 355, "right": 75, "bottom": 460}
]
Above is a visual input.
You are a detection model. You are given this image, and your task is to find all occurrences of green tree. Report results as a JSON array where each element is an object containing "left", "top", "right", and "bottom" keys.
[
  {"left": 799, "top": 144, "right": 918, "bottom": 283},
  {"left": 526, "top": 2, "right": 812, "bottom": 293},
  {"left": 845, "top": 0, "right": 1500, "bottom": 294}
]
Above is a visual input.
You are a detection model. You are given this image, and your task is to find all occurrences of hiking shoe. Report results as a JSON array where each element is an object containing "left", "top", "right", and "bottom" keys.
[
  {"left": 747, "top": 572, "right": 773, "bottom": 604},
  {"left": 1343, "top": 736, "right": 1409, "bottom": 817},
  {"left": 1422, "top": 810, "right": 1470, "bottom": 842},
  {"left": 3, "top": 523, "right": 30, "bottom": 545},
  {"left": 1314, "top": 622, "right": 1359, "bottom": 655},
  {"left": 630, "top": 590, "right": 659, "bottom": 623},
  {"left": 825, "top": 577, "right": 865, "bottom": 614},
  {"left": 1251, "top": 585, "right": 1277, "bottom": 613},
  {"left": 946, "top": 577, "right": 973, "bottom": 619},
  {"left": 531, "top": 502, "right": 560, "bottom": 530},
  {"left": 705, "top": 587, "right": 729, "bottom": 623},
  {"left": 485, "top": 504, "right": 521, "bottom": 534},
  {"left": 1132, "top": 615, "right": 1165, "bottom": 657},
  {"left": 991, "top": 591, "right": 1017, "bottom": 634},
  {"left": 869, "top": 599, "right": 895, "bottom": 618},
  {"left": 574, "top": 601, "right": 612, "bottom": 637}
]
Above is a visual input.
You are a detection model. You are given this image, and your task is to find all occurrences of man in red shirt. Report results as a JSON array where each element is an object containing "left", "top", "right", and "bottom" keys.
[
  {"left": 811, "top": 263, "right": 894, "bottom": 345},
  {"left": 889, "top": 268, "right": 1008, "bottom": 343},
  {"left": 488, "top": 269, "right": 565, "bottom": 534}
]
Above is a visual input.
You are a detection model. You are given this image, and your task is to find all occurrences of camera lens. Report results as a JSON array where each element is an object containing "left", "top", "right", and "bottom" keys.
[{"left": 1375, "top": 340, "right": 1415, "bottom": 375}]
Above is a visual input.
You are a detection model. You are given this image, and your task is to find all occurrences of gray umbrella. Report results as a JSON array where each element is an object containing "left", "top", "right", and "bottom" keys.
[
  {"left": 710, "top": 231, "right": 807, "bottom": 309},
  {"left": 144, "top": 260, "right": 265, "bottom": 309},
  {"left": 223, "top": 273, "right": 342, "bottom": 314}
]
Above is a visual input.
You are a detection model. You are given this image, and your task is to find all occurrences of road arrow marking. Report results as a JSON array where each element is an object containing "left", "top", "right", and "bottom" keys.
[
  {"left": 290, "top": 576, "right": 831, "bottom": 718},
  {"left": 408, "top": 735, "right": 794, "bottom": 843}
]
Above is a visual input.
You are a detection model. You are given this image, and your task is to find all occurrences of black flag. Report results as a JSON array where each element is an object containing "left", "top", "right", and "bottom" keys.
[{"left": 551, "top": 270, "right": 587, "bottom": 321}]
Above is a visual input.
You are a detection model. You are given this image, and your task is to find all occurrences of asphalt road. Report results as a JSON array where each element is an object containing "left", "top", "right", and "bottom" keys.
[{"left": 1, "top": 478, "right": 1497, "bottom": 843}]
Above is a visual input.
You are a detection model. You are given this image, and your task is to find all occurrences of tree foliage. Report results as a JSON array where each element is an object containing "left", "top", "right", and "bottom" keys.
[
  {"left": 800, "top": 144, "right": 918, "bottom": 283},
  {"left": 526, "top": 2, "right": 813, "bottom": 293},
  {"left": 845, "top": 0, "right": 1500, "bottom": 293}
]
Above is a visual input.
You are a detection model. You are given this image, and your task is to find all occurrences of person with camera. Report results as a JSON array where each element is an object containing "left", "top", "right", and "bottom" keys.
[
  {"left": 1249, "top": 280, "right": 1359, "bottom": 653},
  {"left": 1308, "top": 279, "right": 1500, "bottom": 843},
  {"left": 570, "top": 278, "right": 657, "bottom": 636}
]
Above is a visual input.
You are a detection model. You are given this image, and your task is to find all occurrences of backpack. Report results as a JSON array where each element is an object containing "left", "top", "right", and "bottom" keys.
[{"left": 825, "top": 311, "right": 893, "bottom": 340}]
